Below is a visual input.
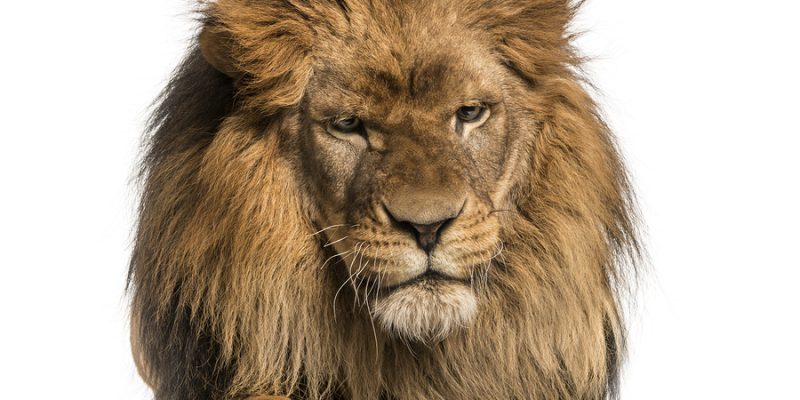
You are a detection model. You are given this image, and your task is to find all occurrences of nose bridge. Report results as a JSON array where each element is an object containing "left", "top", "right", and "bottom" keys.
[
  {"left": 385, "top": 120, "right": 456, "bottom": 182},
  {"left": 382, "top": 133, "right": 466, "bottom": 225}
]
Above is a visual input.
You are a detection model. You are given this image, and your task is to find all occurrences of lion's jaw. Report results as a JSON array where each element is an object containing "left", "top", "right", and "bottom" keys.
[{"left": 374, "top": 279, "right": 477, "bottom": 342}]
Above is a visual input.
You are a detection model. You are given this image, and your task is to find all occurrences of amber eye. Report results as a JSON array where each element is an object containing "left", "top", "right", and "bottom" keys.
[
  {"left": 329, "top": 117, "right": 363, "bottom": 134},
  {"left": 456, "top": 105, "right": 485, "bottom": 122}
]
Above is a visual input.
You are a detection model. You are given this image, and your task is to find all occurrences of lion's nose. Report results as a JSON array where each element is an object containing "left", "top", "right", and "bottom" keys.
[
  {"left": 389, "top": 217, "right": 455, "bottom": 253},
  {"left": 383, "top": 192, "right": 464, "bottom": 253}
]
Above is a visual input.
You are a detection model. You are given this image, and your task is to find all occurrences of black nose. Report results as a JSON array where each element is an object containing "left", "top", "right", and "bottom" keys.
[
  {"left": 409, "top": 221, "right": 449, "bottom": 252},
  {"left": 389, "top": 218, "right": 454, "bottom": 253}
]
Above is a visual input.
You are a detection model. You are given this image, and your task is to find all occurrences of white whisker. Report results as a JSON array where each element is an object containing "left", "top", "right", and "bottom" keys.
[
  {"left": 324, "top": 235, "right": 349, "bottom": 248},
  {"left": 351, "top": 245, "right": 371, "bottom": 309},
  {"left": 319, "top": 249, "right": 353, "bottom": 270},
  {"left": 310, "top": 223, "right": 348, "bottom": 237},
  {"left": 365, "top": 278, "right": 380, "bottom": 362},
  {"left": 333, "top": 241, "right": 365, "bottom": 319}
]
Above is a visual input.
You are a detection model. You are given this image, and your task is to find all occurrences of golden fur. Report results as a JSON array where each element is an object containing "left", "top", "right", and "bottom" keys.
[{"left": 129, "top": 1, "right": 640, "bottom": 399}]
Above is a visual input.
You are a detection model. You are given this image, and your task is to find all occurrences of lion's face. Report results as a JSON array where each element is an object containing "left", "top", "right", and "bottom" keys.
[{"left": 295, "top": 24, "right": 523, "bottom": 341}]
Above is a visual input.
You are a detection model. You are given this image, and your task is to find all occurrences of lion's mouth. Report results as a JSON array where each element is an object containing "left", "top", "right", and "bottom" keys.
[{"left": 379, "top": 269, "right": 469, "bottom": 294}]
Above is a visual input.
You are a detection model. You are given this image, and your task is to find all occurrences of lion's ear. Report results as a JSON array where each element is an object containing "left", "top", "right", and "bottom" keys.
[{"left": 199, "top": 25, "right": 242, "bottom": 80}]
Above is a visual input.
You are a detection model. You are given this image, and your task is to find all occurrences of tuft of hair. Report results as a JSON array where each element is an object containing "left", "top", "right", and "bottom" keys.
[
  {"left": 374, "top": 283, "right": 478, "bottom": 343},
  {"left": 129, "top": 1, "right": 641, "bottom": 399}
]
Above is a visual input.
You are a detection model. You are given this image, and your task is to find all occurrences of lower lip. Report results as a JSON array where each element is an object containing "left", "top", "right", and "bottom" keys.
[{"left": 382, "top": 270, "right": 467, "bottom": 292}]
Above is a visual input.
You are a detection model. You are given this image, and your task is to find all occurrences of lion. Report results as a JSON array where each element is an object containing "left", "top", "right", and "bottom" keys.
[{"left": 128, "top": 0, "right": 640, "bottom": 399}]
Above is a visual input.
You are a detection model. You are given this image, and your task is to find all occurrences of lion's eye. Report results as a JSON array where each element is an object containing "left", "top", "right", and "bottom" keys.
[
  {"left": 329, "top": 117, "right": 363, "bottom": 134},
  {"left": 456, "top": 105, "right": 485, "bottom": 122}
]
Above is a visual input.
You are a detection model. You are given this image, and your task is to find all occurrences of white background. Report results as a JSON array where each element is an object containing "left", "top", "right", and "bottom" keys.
[{"left": 1, "top": 1, "right": 798, "bottom": 398}]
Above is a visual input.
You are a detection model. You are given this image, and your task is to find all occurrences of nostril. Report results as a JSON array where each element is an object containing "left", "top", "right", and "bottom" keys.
[{"left": 409, "top": 221, "right": 448, "bottom": 253}]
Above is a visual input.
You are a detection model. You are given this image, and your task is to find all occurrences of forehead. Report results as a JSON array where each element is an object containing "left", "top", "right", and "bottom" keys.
[{"left": 306, "top": 9, "right": 503, "bottom": 119}]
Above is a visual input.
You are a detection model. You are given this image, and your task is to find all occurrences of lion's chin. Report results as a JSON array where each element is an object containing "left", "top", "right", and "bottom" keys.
[{"left": 373, "top": 280, "right": 477, "bottom": 342}]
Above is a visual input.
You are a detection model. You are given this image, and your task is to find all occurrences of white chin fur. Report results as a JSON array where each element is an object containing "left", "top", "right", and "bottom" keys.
[{"left": 373, "top": 281, "right": 477, "bottom": 342}]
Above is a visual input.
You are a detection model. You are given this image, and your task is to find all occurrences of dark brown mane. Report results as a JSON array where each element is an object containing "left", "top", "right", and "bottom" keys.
[{"left": 142, "top": 47, "right": 234, "bottom": 170}]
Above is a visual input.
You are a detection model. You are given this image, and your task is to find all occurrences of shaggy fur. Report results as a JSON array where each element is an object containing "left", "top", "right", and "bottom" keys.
[{"left": 129, "top": 1, "right": 640, "bottom": 399}]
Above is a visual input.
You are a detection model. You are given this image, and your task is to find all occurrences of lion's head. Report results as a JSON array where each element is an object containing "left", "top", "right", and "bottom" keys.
[{"left": 130, "top": 1, "right": 639, "bottom": 399}]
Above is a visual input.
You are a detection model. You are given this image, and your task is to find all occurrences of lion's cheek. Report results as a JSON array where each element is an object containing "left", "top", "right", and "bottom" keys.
[
  {"left": 333, "top": 239, "right": 429, "bottom": 288},
  {"left": 429, "top": 213, "right": 502, "bottom": 279}
]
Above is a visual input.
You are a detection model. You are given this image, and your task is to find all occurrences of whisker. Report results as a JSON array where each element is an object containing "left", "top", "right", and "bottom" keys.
[
  {"left": 310, "top": 223, "right": 361, "bottom": 238},
  {"left": 324, "top": 235, "right": 349, "bottom": 248},
  {"left": 333, "top": 241, "right": 365, "bottom": 319},
  {"left": 364, "top": 278, "right": 380, "bottom": 362},
  {"left": 490, "top": 240, "right": 505, "bottom": 261},
  {"left": 320, "top": 249, "right": 353, "bottom": 270},
  {"left": 469, "top": 260, "right": 476, "bottom": 292},
  {"left": 375, "top": 265, "right": 384, "bottom": 308},
  {"left": 362, "top": 275, "right": 372, "bottom": 310},
  {"left": 350, "top": 244, "right": 371, "bottom": 310},
  {"left": 352, "top": 263, "right": 369, "bottom": 308},
  {"left": 481, "top": 241, "right": 505, "bottom": 290},
  {"left": 480, "top": 248, "right": 491, "bottom": 292},
  {"left": 348, "top": 242, "right": 366, "bottom": 286},
  {"left": 310, "top": 223, "right": 348, "bottom": 237}
]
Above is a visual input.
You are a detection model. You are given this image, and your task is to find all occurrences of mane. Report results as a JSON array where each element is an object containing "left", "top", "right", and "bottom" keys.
[{"left": 129, "top": 1, "right": 640, "bottom": 399}]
